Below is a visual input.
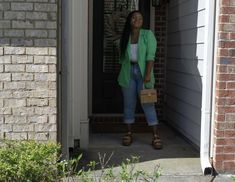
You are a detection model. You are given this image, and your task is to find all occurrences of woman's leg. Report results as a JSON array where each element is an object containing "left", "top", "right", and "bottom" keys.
[
  {"left": 152, "top": 124, "right": 159, "bottom": 136},
  {"left": 152, "top": 124, "right": 163, "bottom": 149},
  {"left": 139, "top": 99, "right": 162, "bottom": 148},
  {"left": 122, "top": 79, "right": 137, "bottom": 126},
  {"left": 141, "top": 103, "right": 158, "bottom": 126},
  {"left": 121, "top": 84, "right": 136, "bottom": 145},
  {"left": 121, "top": 65, "right": 137, "bottom": 145},
  {"left": 135, "top": 66, "right": 158, "bottom": 126},
  {"left": 135, "top": 66, "right": 162, "bottom": 148},
  {"left": 127, "top": 124, "right": 132, "bottom": 133}
]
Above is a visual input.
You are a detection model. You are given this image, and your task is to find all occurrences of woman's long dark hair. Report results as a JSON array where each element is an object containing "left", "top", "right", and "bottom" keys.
[{"left": 120, "top": 10, "right": 143, "bottom": 58}]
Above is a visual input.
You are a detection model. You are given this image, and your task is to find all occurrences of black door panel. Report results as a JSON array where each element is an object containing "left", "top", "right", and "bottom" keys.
[{"left": 92, "top": 0, "right": 150, "bottom": 114}]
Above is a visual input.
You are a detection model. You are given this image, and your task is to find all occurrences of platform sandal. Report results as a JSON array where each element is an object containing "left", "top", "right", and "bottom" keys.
[
  {"left": 152, "top": 135, "right": 163, "bottom": 149},
  {"left": 122, "top": 132, "right": 133, "bottom": 146}
]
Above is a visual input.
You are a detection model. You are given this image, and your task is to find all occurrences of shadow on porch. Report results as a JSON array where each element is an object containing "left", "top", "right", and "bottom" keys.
[{"left": 70, "top": 123, "right": 211, "bottom": 177}]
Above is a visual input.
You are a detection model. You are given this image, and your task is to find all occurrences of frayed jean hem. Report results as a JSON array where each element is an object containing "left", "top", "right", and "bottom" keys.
[
  {"left": 147, "top": 121, "right": 159, "bottom": 126},
  {"left": 123, "top": 119, "right": 135, "bottom": 124}
]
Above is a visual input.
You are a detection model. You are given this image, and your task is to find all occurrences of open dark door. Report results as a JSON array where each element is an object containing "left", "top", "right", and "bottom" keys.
[
  {"left": 92, "top": 0, "right": 122, "bottom": 113},
  {"left": 92, "top": 0, "right": 151, "bottom": 131}
]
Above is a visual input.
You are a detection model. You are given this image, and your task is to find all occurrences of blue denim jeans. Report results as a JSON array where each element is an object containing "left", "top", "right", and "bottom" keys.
[{"left": 121, "top": 64, "right": 158, "bottom": 126}]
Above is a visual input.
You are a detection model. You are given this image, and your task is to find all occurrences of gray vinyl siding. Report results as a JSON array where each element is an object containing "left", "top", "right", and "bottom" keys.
[{"left": 166, "top": 0, "right": 206, "bottom": 147}]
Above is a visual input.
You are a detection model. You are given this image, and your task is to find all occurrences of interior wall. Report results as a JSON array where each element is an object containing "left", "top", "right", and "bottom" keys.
[{"left": 165, "top": 0, "right": 206, "bottom": 147}]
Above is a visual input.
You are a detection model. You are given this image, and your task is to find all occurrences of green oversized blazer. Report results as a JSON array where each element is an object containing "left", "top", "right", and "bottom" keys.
[{"left": 117, "top": 29, "right": 157, "bottom": 89}]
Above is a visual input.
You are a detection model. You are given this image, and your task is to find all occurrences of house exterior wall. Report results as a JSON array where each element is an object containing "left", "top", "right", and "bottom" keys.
[
  {"left": 165, "top": 0, "right": 206, "bottom": 147},
  {"left": 0, "top": 0, "right": 58, "bottom": 141},
  {"left": 213, "top": 0, "right": 235, "bottom": 174}
]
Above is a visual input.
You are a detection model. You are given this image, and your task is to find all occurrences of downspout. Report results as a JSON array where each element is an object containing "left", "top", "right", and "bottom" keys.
[{"left": 200, "top": 0, "right": 217, "bottom": 175}]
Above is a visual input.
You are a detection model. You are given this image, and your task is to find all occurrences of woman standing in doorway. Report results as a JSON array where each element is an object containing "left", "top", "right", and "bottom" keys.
[{"left": 118, "top": 10, "right": 163, "bottom": 149}]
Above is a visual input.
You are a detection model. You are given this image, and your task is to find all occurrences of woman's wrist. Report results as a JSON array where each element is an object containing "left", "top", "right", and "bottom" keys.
[{"left": 144, "top": 74, "right": 151, "bottom": 83}]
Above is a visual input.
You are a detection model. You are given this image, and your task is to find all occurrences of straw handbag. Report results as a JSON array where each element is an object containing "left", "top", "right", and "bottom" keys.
[{"left": 140, "top": 84, "right": 157, "bottom": 104}]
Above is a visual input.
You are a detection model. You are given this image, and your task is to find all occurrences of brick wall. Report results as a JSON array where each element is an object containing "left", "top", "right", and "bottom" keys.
[
  {"left": 213, "top": 0, "right": 235, "bottom": 174},
  {"left": 0, "top": 0, "right": 58, "bottom": 141},
  {"left": 155, "top": 4, "right": 166, "bottom": 121}
]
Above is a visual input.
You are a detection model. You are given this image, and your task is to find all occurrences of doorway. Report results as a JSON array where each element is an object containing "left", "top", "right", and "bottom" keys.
[
  {"left": 90, "top": 0, "right": 155, "bottom": 132},
  {"left": 92, "top": 0, "right": 151, "bottom": 114}
]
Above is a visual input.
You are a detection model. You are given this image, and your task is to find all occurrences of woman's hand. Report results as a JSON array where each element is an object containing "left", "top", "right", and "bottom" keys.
[{"left": 144, "top": 74, "right": 151, "bottom": 83}]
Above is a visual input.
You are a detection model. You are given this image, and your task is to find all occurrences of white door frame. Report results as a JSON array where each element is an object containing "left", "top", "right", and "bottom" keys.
[{"left": 61, "top": 0, "right": 89, "bottom": 158}]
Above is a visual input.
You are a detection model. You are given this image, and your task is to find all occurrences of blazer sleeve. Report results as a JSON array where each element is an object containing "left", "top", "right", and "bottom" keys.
[{"left": 146, "top": 30, "right": 157, "bottom": 61}]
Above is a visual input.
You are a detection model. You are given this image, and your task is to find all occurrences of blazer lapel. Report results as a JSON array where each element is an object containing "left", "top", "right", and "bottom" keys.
[{"left": 127, "top": 36, "right": 131, "bottom": 60}]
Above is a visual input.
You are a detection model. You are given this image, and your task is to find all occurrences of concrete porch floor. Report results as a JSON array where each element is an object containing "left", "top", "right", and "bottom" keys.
[{"left": 71, "top": 124, "right": 222, "bottom": 181}]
